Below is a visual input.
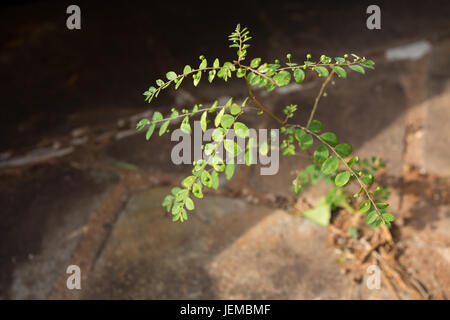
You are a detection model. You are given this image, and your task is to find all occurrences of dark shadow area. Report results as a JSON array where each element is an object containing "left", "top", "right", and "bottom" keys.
[
  {"left": 0, "top": 163, "right": 119, "bottom": 298},
  {"left": 0, "top": 0, "right": 449, "bottom": 152}
]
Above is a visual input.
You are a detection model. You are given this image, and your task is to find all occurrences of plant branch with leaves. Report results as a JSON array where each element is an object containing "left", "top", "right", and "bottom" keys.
[{"left": 137, "top": 24, "right": 393, "bottom": 228}]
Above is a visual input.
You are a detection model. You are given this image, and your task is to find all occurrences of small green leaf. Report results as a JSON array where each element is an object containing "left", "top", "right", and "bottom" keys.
[
  {"left": 314, "top": 144, "right": 329, "bottom": 163},
  {"left": 382, "top": 213, "right": 395, "bottom": 222},
  {"left": 230, "top": 104, "right": 241, "bottom": 115},
  {"left": 250, "top": 58, "right": 261, "bottom": 68},
  {"left": 146, "top": 124, "right": 156, "bottom": 140},
  {"left": 257, "top": 63, "right": 269, "bottom": 73},
  {"left": 293, "top": 69, "right": 305, "bottom": 83},
  {"left": 333, "top": 66, "right": 347, "bottom": 78},
  {"left": 193, "top": 159, "right": 207, "bottom": 172},
  {"left": 234, "top": 122, "right": 249, "bottom": 138},
  {"left": 299, "top": 134, "right": 313, "bottom": 150},
  {"left": 225, "top": 163, "right": 235, "bottom": 180},
  {"left": 213, "top": 58, "right": 220, "bottom": 68},
  {"left": 349, "top": 65, "right": 365, "bottom": 74},
  {"left": 212, "top": 160, "right": 225, "bottom": 172},
  {"left": 201, "top": 171, "right": 212, "bottom": 187},
  {"left": 193, "top": 71, "right": 201, "bottom": 86},
  {"left": 175, "top": 189, "right": 189, "bottom": 202},
  {"left": 335, "top": 143, "right": 352, "bottom": 158},
  {"left": 211, "top": 170, "right": 219, "bottom": 190},
  {"left": 183, "top": 65, "right": 192, "bottom": 75},
  {"left": 220, "top": 114, "right": 234, "bottom": 129},
  {"left": 302, "top": 203, "right": 331, "bottom": 226},
  {"left": 367, "top": 211, "right": 378, "bottom": 224},
  {"left": 321, "top": 156, "right": 339, "bottom": 175},
  {"left": 208, "top": 70, "right": 216, "bottom": 83},
  {"left": 224, "top": 140, "right": 240, "bottom": 156},
  {"left": 171, "top": 187, "right": 182, "bottom": 195},
  {"left": 200, "top": 111, "right": 207, "bottom": 133},
  {"left": 294, "top": 129, "right": 306, "bottom": 141},
  {"left": 162, "top": 195, "right": 174, "bottom": 212},
  {"left": 361, "top": 174, "right": 374, "bottom": 187},
  {"left": 212, "top": 127, "right": 226, "bottom": 142},
  {"left": 320, "top": 132, "right": 338, "bottom": 147},
  {"left": 347, "top": 156, "right": 359, "bottom": 168},
  {"left": 159, "top": 120, "right": 170, "bottom": 136},
  {"left": 376, "top": 203, "right": 389, "bottom": 209},
  {"left": 175, "top": 76, "right": 184, "bottom": 89},
  {"left": 273, "top": 71, "right": 291, "bottom": 86},
  {"left": 315, "top": 66, "right": 329, "bottom": 77},
  {"left": 136, "top": 118, "right": 150, "bottom": 131},
  {"left": 225, "top": 98, "right": 233, "bottom": 107},
  {"left": 182, "top": 176, "right": 196, "bottom": 189},
  {"left": 215, "top": 108, "right": 225, "bottom": 127},
  {"left": 152, "top": 111, "right": 163, "bottom": 122},
  {"left": 308, "top": 120, "right": 322, "bottom": 133},
  {"left": 335, "top": 171, "right": 351, "bottom": 187},
  {"left": 199, "top": 58, "right": 207, "bottom": 70},
  {"left": 247, "top": 72, "right": 260, "bottom": 85},
  {"left": 185, "top": 197, "right": 194, "bottom": 211},
  {"left": 181, "top": 117, "right": 191, "bottom": 134},
  {"left": 209, "top": 100, "right": 218, "bottom": 113},
  {"left": 236, "top": 68, "right": 246, "bottom": 78},
  {"left": 166, "top": 71, "right": 177, "bottom": 81},
  {"left": 358, "top": 200, "right": 371, "bottom": 213},
  {"left": 192, "top": 182, "right": 203, "bottom": 199},
  {"left": 172, "top": 202, "right": 183, "bottom": 215},
  {"left": 360, "top": 60, "right": 375, "bottom": 69}
]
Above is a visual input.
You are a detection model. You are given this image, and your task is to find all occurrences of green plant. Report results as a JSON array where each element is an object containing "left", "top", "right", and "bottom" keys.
[
  {"left": 296, "top": 156, "right": 390, "bottom": 227},
  {"left": 137, "top": 24, "right": 394, "bottom": 228}
]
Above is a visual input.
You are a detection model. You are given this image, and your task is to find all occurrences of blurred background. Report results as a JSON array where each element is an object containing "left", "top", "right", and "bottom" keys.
[{"left": 0, "top": 0, "right": 449, "bottom": 299}]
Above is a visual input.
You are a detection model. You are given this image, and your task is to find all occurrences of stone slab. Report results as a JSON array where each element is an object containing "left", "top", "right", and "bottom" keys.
[
  {"left": 80, "top": 186, "right": 374, "bottom": 299},
  {"left": 424, "top": 39, "right": 450, "bottom": 176},
  {"left": 0, "top": 164, "right": 119, "bottom": 299}
]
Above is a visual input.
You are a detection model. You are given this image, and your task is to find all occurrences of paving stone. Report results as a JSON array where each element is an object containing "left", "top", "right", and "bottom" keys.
[
  {"left": 398, "top": 203, "right": 450, "bottom": 299},
  {"left": 80, "top": 186, "right": 381, "bottom": 299},
  {"left": 396, "top": 170, "right": 450, "bottom": 298},
  {"left": 424, "top": 39, "right": 450, "bottom": 176},
  {"left": 0, "top": 164, "right": 119, "bottom": 299},
  {"left": 206, "top": 211, "right": 350, "bottom": 299}
]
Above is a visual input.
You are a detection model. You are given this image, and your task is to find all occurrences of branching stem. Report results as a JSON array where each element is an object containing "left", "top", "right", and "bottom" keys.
[
  {"left": 243, "top": 75, "right": 284, "bottom": 125},
  {"left": 307, "top": 70, "right": 334, "bottom": 127}
]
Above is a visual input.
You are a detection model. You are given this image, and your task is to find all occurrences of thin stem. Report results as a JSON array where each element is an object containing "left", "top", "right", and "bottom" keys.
[
  {"left": 277, "top": 59, "right": 363, "bottom": 72},
  {"left": 307, "top": 70, "right": 334, "bottom": 128},
  {"left": 243, "top": 75, "right": 284, "bottom": 125}
]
